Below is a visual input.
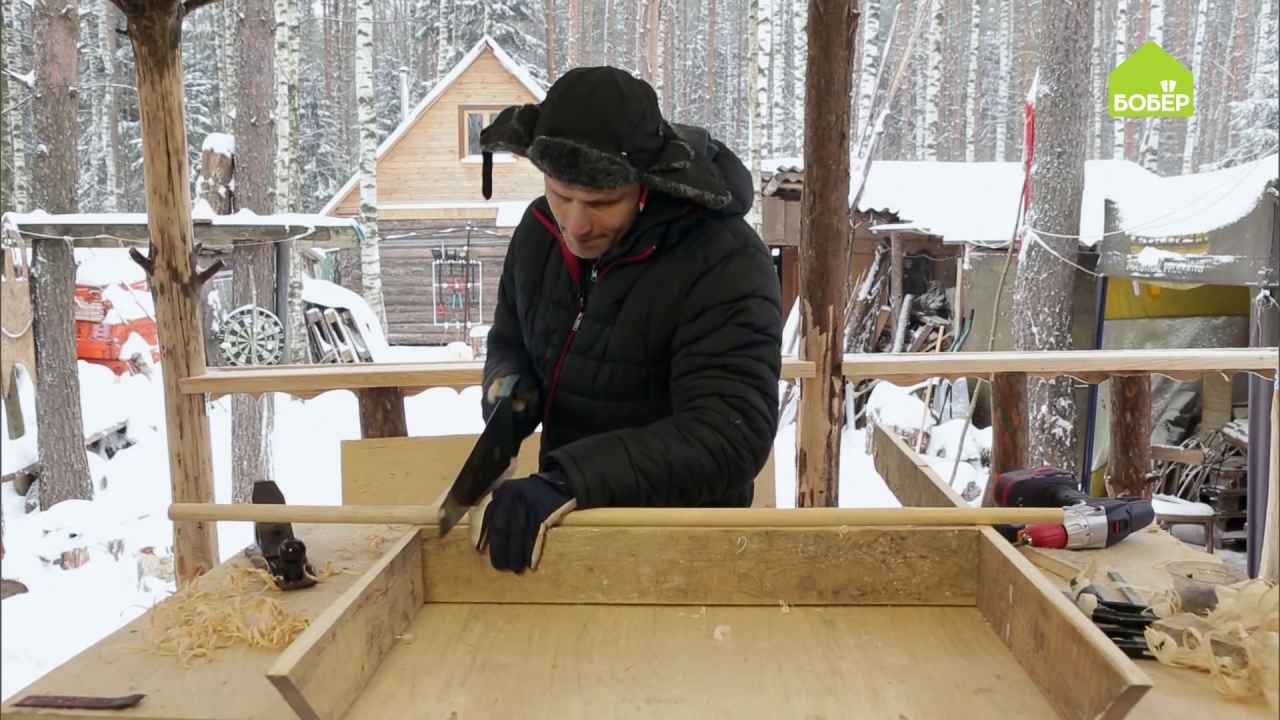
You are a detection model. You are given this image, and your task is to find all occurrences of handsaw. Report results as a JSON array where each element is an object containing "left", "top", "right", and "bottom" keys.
[{"left": 437, "top": 376, "right": 520, "bottom": 538}]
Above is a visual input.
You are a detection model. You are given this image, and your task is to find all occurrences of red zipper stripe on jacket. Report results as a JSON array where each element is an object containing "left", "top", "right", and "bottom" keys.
[
  {"left": 531, "top": 207, "right": 580, "bottom": 286},
  {"left": 542, "top": 243, "right": 657, "bottom": 425}
]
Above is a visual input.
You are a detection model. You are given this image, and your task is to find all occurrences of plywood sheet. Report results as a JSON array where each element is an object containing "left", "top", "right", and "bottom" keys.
[
  {"left": 344, "top": 604, "right": 1059, "bottom": 720},
  {"left": 0, "top": 525, "right": 399, "bottom": 720},
  {"left": 423, "top": 526, "right": 979, "bottom": 606}
]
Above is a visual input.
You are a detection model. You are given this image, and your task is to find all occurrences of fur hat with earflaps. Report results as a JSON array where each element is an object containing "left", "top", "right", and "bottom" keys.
[{"left": 479, "top": 66, "right": 734, "bottom": 210}]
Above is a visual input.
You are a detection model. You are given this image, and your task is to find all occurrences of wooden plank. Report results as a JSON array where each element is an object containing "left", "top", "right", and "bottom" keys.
[
  {"left": 1108, "top": 375, "right": 1152, "bottom": 498},
  {"left": 1151, "top": 444, "right": 1206, "bottom": 465},
  {"left": 872, "top": 423, "right": 968, "bottom": 508},
  {"left": 355, "top": 387, "right": 408, "bottom": 439},
  {"left": 0, "top": 525, "right": 400, "bottom": 719},
  {"left": 1199, "top": 371, "right": 1233, "bottom": 435},
  {"left": 267, "top": 529, "right": 424, "bottom": 720},
  {"left": 170, "top": 503, "right": 1068, "bottom": 527},
  {"left": 842, "top": 348, "right": 1278, "bottom": 382},
  {"left": 977, "top": 528, "right": 1152, "bottom": 720},
  {"left": 341, "top": 434, "right": 543, "bottom": 506},
  {"left": 181, "top": 358, "right": 817, "bottom": 397},
  {"left": 423, "top": 526, "right": 979, "bottom": 606},
  {"left": 345, "top": 605, "right": 1058, "bottom": 719},
  {"left": 990, "top": 372, "right": 1027, "bottom": 504}
]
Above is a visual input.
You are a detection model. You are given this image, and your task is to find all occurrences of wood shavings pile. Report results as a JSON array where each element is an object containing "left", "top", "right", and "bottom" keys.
[
  {"left": 142, "top": 564, "right": 313, "bottom": 667},
  {"left": 1145, "top": 579, "right": 1279, "bottom": 708}
]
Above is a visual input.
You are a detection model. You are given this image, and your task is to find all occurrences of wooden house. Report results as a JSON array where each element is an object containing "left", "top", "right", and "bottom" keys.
[{"left": 321, "top": 36, "right": 548, "bottom": 346}]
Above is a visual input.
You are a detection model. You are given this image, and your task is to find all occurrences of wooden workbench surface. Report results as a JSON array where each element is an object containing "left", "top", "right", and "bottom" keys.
[
  {"left": 1, "top": 525, "right": 403, "bottom": 720},
  {"left": 345, "top": 604, "right": 1059, "bottom": 719}
]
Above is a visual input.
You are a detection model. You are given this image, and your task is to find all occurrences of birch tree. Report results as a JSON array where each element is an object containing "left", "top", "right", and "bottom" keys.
[
  {"left": 1181, "top": 0, "right": 1210, "bottom": 173},
  {"left": 1090, "top": 0, "right": 1104, "bottom": 161},
  {"left": 924, "top": 0, "right": 942, "bottom": 160},
  {"left": 1113, "top": 0, "right": 1128, "bottom": 159},
  {"left": 5, "top": 0, "right": 28, "bottom": 211},
  {"left": 857, "top": 0, "right": 882, "bottom": 154},
  {"left": 1140, "top": 0, "right": 1164, "bottom": 171},
  {"left": 1011, "top": 0, "right": 1094, "bottom": 473},
  {"left": 963, "top": 0, "right": 980, "bottom": 161},
  {"left": 995, "top": 0, "right": 1011, "bottom": 160},
  {"left": 99, "top": 0, "right": 119, "bottom": 211},
  {"left": 356, "top": 0, "right": 385, "bottom": 328},
  {"left": 750, "top": 0, "right": 772, "bottom": 227}
]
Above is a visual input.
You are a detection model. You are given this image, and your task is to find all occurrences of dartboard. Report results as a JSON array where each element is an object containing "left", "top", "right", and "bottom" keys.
[{"left": 217, "top": 305, "right": 285, "bottom": 366}]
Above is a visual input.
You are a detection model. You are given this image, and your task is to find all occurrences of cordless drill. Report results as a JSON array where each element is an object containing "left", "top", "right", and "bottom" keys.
[{"left": 993, "top": 466, "right": 1155, "bottom": 549}]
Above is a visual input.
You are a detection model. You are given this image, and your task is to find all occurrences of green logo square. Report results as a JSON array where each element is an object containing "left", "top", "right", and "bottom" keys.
[{"left": 1108, "top": 41, "right": 1195, "bottom": 118}]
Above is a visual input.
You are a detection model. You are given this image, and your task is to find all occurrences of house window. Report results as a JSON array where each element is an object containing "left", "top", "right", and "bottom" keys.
[{"left": 460, "top": 108, "right": 506, "bottom": 160}]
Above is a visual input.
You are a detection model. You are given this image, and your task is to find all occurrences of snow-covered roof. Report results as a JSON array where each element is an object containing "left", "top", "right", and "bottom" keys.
[
  {"left": 2, "top": 209, "right": 362, "bottom": 247},
  {"left": 761, "top": 153, "right": 1279, "bottom": 247},
  {"left": 319, "top": 36, "right": 548, "bottom": 217}
]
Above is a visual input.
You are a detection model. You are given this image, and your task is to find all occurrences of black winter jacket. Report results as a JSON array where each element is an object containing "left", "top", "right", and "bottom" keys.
[{"left": 483, "top": 130, "right": 782, "bottom": 508}]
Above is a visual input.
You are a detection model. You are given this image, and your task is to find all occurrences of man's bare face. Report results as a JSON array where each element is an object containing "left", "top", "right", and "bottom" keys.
[{"left": 544, "top": 176, "right": 643, "bottom": 260}]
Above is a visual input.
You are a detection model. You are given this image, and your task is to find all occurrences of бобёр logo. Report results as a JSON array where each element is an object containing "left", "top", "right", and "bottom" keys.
[{"left": 1109, "top": 41, "right": 1194, "bottom": 118}]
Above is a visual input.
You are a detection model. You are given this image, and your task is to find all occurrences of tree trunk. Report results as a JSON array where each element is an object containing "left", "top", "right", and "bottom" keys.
[
  {"left": 544, "top": 0, "right": 556, "bottom": 79},
  {"left": 963, "top": 0, "right": 980, "bottom": 161},
  {"left": 749, "top": 0, "right": 771, "bottom": 230},
  {"left": 1140, "top": 0, "right": 1164, "bottom": 172},
  {"left": 643, "top": 0, "right": 660, "bottom": 83},
  {"left": 118, "top": 0, "right": 220, "bottom": 582},
  {"left": 356, "top": 0, "right": 386, "bottom": 329},
  {"left": 1090, "top": 0, "right": 1104, "bottom": 162},
  {"left": 923, "top": 0, "right": 942, "bottom": 161},
  {"left": 995, "top": 0, "right": 1011, "bottom": 161},
  {"left": 857, "top": 0, "right": 882, "bottom": 154},
  {"left": 1181, "top": 0, "right": 1209, "bottom": 173},
  {"left": 987, "top": 372, "right": 1028, "bottom": 504},
  {"left": 235, "top": 0, "right": 277, "bottom": 504},
  {"left": 0, "top": 0, "right": 7, "bottom": 213},
  {"left": 274, "top": 0, "right": 305, "bottom": 362},
  {"left": 5, "top": 0, "right": 28, "bottom": 212},
  {"left": 30, "top": 238, "right": 93, "bottom": 510},
  {"left": 100, "top": 0, "right": 119, "bottom": 211},
  {"left": 706, "top": 0, "right": 716, "bottom": 125},
  {"left": 796, "top": 0, "right": 857, "bottom": 508},
  {"left": 1113, "top": 0, "right": 1128, "bottom": 160},
  {"left": 568, "top": 0, "right": 579, "bottom": 68},
  {"left": 198, "top": 140, "right": 234, "bottom": 367},
  {"left": 222, "top": 0, "right": 239, "bottom": 130},
  {"left": 31, "top": 0, "right": 90, "bottom": 511},
  {"left": 1107, "top": 375, "right": 1152, "bottom": 497},
  {"left": 1011, "top": 0, "right": 1093, "bottom": 473}
]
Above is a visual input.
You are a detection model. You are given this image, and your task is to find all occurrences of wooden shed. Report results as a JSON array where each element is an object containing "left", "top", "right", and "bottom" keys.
[{"left": 320, "top": 36, "right": 547, "bottom": 346}]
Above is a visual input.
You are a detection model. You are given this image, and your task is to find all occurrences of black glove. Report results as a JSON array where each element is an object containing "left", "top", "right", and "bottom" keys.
[
  {"left": 476, "top": 473, "right": 576, "bottom": 573},
  {"left": 483, "top": 373, "right": 542, "bottom": 439}
]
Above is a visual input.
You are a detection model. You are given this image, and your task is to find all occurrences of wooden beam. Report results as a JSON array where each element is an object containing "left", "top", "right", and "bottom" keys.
[
  {"left": 795, "top": 0, "right": 858, "bottom": 509},
  {"left": 1107, "top": 374, "right": 1152, "bottom": 498},
  {"left": 180, "top": 358, "right": 817, "bottom": 398},
  {"left": 872, "top": 424, "right": 968, "bottom": 508},
  {"left": 425, "top": 526, "right": 979, "bottom": 606},
  {"left": 1151, "top": 444, "right": 1206, "bottom": 465},
  {"left": 989, "top": 372, "right": 1027, "bottom": 504},
  {"left": 169, "top": 503, "right": 1067, "bottom": 527},
  {"left": 267, "top": 529, "right": 424, "bottom": 720},
  {"left": 976, "top": 529, "right": 1152, "bottom": 719},
  {"left": 1261, "top": 383, "right": 1279, "bottom": 581},
  {"left": 12, "top": 221, "right": 358, "bottom": 249},
  {"left": 842, "top": 348, "right": 1278, "bottom": 383},
  {"left": 355, "top": 387, "right": 407, "bottom": 438},
  {"left": 122, "top": 1, "right": 218, "bottom": 582}
]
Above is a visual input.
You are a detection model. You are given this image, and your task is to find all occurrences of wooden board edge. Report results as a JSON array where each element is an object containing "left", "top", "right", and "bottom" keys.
[
  {"left": 871, "top": 423, "right": 968, "bottom": 509},
  {"left": 267, "top": 528, "right": 425, "bottom": 720},
  {"left": 977, "top": 528, "right": 1151, "bottom": 720}
]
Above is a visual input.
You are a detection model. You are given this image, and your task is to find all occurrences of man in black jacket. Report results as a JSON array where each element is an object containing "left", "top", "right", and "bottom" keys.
[{"left": 473, "top": 66, "right": 782, "bottom": 573}]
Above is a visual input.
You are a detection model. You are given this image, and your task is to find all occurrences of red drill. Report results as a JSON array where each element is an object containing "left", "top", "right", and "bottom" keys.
[{"left": 993, "top": 466, "right": 1154, "bottom": 549}]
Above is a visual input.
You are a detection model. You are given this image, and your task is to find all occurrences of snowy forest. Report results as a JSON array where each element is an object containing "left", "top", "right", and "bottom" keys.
[{"left": 2, "top": 0, "right": 1277, "bottom": 219}]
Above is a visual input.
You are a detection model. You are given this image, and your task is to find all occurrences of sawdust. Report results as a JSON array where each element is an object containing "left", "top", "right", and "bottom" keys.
[
  {"left": 141, "top": 565, "right": 315, "bottom": 667},
  {"left": 1145, "top": 579, "right": 1279, "bottom": 708}
]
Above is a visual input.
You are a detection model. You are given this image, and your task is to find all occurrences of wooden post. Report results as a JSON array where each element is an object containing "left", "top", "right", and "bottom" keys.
[
  {"left": 118, "top": 0, "right": 220, "bottom": 583},
  {"left": 357, "top": 388, "right": 408, "bottom": 438},
  {"left": 889, "top": 232, "right": 905, "bottom": 345},
  {"left": 1260, "top": 382, "right": 1279, "bottom": 581},
  {"left": 987, "top": 372, "right": 1027, "bottom": 505},
  {"left": 796, "top": 0, "right": 858, "bottom": 508},
  {"left": 1107, "top": 374, "right": 1152, "bottom": 498},
  {"left": 198, "top": 141, "right": 233, "bottom": 367}
]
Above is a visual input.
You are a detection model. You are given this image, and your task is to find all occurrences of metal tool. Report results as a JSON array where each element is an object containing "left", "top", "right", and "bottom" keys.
[
  {"left": 248, "top": 480, "right": 316, "bottom": 591},
  {"left": 437, "top": 376, "right": 521, "bottom": 538}
]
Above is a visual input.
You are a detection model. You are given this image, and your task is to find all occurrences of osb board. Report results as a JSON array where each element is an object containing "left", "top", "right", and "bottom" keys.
[
  {"left": 343, "top": 434, "right": 778, "bottom": 510},
  {"left": 977, "top": 529, "right": 1151, "bottom": 719},
  {"left": 423, "top": 526, "right": 979, "bottom": 606},
  {"left": 268, "top": 529, "right": 424, "bottom": 720},
  {"left": 0, "top": 525, "right": 401, "bottom": 720},
  {"left": 343, "top": 604, "right": 1059, "bottom": 720}
]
